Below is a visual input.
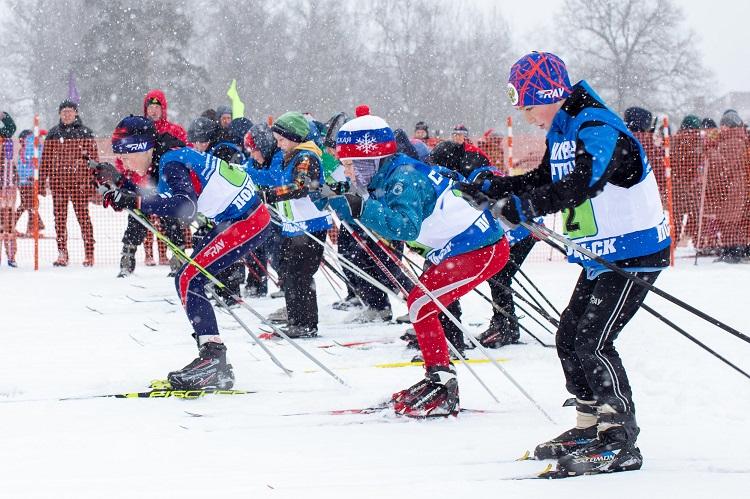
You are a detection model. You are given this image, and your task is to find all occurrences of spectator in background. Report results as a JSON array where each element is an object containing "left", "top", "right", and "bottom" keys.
[
  {"left": 40, "top": 100, "right": 98, "bottom": 267},
  {"left": 671, "top": 115, "right": 703, "bottom": 246},
  {"left": 411, "top": 121, "right": 431, "bottom": 161},
  {"left": 15, "top": 129, "right": 47, "bottom": 235},
  {"left": 217, "top": 106, "right": 233, "bottom": 130},
  {"left": 705, "top": 110, "right": 748, "bottom": 263},
  {"left": 720, "top": 109, "right": 745, "bottom": 130},
  {"left": 413, "top": 121, "right": 429, "bottom": 142},
  {"left": 624, "top": 107, "right": 666, "bottom": 204},
  {"left": 624, "top": 106, "right": 653, "bottom": 133},
  {"left": 450, "top": 123, "right": 469, "bottom": 144},
  {"left": 1, "top": 111, "right": 17, "bottom": 266},
  {"left": 142, "top": 89, "right": 189, "bottom": 272},
  {"left": 144, "top": 89, "right": 188, "bottom": 143}
]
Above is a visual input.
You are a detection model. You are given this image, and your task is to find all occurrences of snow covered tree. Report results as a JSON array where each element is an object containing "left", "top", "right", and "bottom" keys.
[
  {"left": 73, "top": 1, "right": 208, "bottom": 132},
  {"left": 556, "top": 0, "right": 711, "bottom": 116}
]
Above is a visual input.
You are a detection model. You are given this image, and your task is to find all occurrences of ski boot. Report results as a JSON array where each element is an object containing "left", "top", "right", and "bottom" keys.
[
  {"left": 400, "top": 328, "right": 419, "bottom": 349},
  {"left": 392, "top": 365, "right": 459, "bottom": 417},
  {"left": 117, "top": 244, "right": 136, "bottom": 278},
  {"left": 167, "top": 340, "right": 235, "bottom": 390},
  {"left": 276, "top": 324, "right": 318, "bottom": 338},
  {"left": 268, "top": 306, "right": 288, "bottom": 324},
  {"left": 534, "top": 398, "right": 599, "bottom": 459},
  {"left": 352, "top": 307, "right": 392, "bottom": 323},
  {"left": 477, "top": 318, "right": 520, "bottom": 349},
  {"left": 556, "top": 421, "right": 642, "bottom": 476},
  {"left": 332, "top": 294, "right": 359, "bottom": 310}
]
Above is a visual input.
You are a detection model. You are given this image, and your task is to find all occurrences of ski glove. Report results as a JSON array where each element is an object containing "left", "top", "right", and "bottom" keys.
[
  {"left": 327, "top": 193, "right": 364, "bottom": 223},
  {"left": 103, "top": 187, "right": 140, "bottom": 212},
  {"left": 455, "top": 182, "right": 495, "bottom": 210},
  {"left": 491, "top": 195, "right": 535, "bottom": 228},
  {"left": 90, "top": 161, "right": 123, "bottom": 187},
  {"left": 318, "top": 180, "right": 351, "bottom": 198}
]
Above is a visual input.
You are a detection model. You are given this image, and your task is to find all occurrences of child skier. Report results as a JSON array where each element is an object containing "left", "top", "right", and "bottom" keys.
[
  {"left": 328, "top": 113, "right": 509, "bottom": 417},
  {"left": 92, "top": 115, "right": 271, "bottom": 389},
  {"left": 459, "top": 52, "right": 671, "bottom": 476}
]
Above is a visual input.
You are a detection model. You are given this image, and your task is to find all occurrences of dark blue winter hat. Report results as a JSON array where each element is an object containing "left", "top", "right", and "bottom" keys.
[
  {"left": 112, "top": 115, "right": 157, "bottom": 154},
  {"left": 507, "top": 51, "right": 571, "bottom": 107}
]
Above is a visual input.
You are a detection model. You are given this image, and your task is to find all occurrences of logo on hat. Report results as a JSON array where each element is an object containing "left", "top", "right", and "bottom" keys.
[
  {"left": 124, "top": 142, "right": 150, "bottom": 152},
  {"left": 507, "top": 83, "right": 519, "bottom": 106}
]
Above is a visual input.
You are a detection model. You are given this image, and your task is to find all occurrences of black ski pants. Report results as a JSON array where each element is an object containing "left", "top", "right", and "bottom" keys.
[
  {"left": 278, "top": 231, "right": 326, "bottom": 329},
  {"left": 557, "top": 269, "right": 660, "bottom": 416}
]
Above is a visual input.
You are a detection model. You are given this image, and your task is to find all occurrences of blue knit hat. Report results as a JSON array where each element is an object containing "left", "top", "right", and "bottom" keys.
[
  {"left": 112, "top": 115, "right": 157, "bottom": 153},
  {"left": 507, "top": 52, "right": 571, "bottom": 107}
]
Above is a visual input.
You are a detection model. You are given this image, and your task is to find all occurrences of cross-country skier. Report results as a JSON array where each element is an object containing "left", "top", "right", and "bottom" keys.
[
  {"left": 327, "top": 113, "right": 509, "bottom": 417},
  {"left": 458, "top": 52, "right": 671, "bottom": 476},
  {"left": 92, "top": 115, "right": 271, "bottom": 390}
]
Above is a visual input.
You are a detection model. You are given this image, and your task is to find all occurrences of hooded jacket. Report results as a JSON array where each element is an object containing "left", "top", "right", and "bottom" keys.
[{"left": 143, "top": 89, "right": 188, "bottom": 144}]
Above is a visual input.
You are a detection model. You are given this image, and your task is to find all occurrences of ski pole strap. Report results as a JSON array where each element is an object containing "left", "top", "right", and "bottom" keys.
[{"left": 523, "top": 222, "right": 750, "bottom": 345}]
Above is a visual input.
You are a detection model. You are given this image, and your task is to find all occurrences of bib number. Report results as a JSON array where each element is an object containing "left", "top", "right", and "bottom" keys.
[
  {"left": 218, "top": 160, "right": 247, "bottom": 187},
  {"left": 562, "top": 199, "right": 598, "bottom": 239}
]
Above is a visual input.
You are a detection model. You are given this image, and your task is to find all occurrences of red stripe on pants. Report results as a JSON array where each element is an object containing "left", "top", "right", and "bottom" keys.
[
  {"left": 407, "top": 238, "right": 510, "bottom": 368},
  {"left": 178, "top": 206, "right": 270, "bottom": 305}
]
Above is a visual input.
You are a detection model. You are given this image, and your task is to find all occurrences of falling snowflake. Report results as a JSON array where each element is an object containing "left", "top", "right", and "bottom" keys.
[{"left": 355, "top": 133, "right": 378, "bottom": 154}]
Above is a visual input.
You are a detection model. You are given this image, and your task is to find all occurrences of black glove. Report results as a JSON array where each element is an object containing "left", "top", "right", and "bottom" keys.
[
  {"left": 319, "top": 180, "right": 351, "bottom": 198},
  {"left": 102, "top": 187, "right": 139, "bottom": 212},
  {"left": 455, "top": 182, "right": 494, "bottom": 211},
  {"left": 470, "top": 170, "right": 515, "bottom": 200},
  {"left": 90, "top": 161, "right": 123, "bottom": 187},
  {"left": 491, "top": 195, "right": 534, "bottom": 228}
]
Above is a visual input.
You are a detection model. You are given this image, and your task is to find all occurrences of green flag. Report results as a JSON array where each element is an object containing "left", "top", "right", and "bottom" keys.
[{"left": 226, "top": 79, "right": 245, "bottom": 118}]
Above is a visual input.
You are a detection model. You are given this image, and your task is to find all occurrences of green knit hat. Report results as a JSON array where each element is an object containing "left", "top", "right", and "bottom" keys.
[
  {"left": 680, "top": 114, "right": 701, "bottom": 130},
  {"left": 272, "top": 112, "right": 310, "bottom": 143}
]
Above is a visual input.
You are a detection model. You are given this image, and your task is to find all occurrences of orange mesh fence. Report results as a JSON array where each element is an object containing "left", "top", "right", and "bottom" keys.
[
  {"left": 10, "top": 123, "right": 739, "bottom": 269},
  {"left": 684, "top": 127, "right": 750, "bottom": 256}
]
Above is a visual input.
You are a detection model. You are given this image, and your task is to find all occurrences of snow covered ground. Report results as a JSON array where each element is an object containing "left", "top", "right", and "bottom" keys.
[{"left": 1, "top": 257, "right": 748, "bottom": 498}]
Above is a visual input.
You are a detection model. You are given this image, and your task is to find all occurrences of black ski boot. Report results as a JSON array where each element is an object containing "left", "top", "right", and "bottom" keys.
[
  {"left": 477, "top": 317, "right": 520, "bottom": 348},
  {"left": 534, "top": 398, "right": 598, "bottom": 459},
  {"left": 117, "top": 244, "right": 137, "bottom": 278},
  {"left": 276, "top": 324, "right": 318, "bottom": 338},
  {"left": 392, "top": 365, "right": 459, "bottom": 417},
  {"left": 556, "top": 421, "right": 642, "bottom": 476},
  {"left": 167, "top": 341, "right": 235, "bottom": 390}
]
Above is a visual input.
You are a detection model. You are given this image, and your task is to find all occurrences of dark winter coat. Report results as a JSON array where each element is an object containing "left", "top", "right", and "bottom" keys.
[
  {"left": 40, "top": 116, "right": 99, "bottom": 192},
  {"left": 428, "top": 140, "right": 491, "bottom": 179}
]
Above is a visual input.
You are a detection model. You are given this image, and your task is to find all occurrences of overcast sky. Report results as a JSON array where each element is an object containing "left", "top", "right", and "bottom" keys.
[{"left": 487, "top": 0, "right": 749, "bottom": 95}]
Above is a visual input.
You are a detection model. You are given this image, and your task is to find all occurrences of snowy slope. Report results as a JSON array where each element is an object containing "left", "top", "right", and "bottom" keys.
[{"left": 1, "top": 258, "right": 748, "bottom": 498}]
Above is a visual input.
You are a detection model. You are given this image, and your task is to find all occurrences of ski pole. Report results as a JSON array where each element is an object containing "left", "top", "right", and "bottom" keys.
[
  {"left": 266, "top": 208, "right": 404, "bottom": 304},
  {"left": 641, "top": 302, "right": 750, "bottom": 381},
  {"left": 122, "top": 206, "right": 348, "bottom": 387},
  {"left": 332, "top": 221, "right": 501, "bottom": 403},
  {"left": 539, "top": 236, "right": 750, "bottom": 380},
  {"left": 338, "top": 218, "right": 410, "bottom": 299},
  {"left": 318, "top": 260, "right": 345, "bottom": 302},
  {"left": 509, "top": 260, "right": 562, "bottom": 317},
  {"left": 200, "top": 288, "right": 291, "bottom": 374},
  {"left": 524, "top": 222, "right": 750, "bottom": 345},
  {"left": 400, "top": 249, "right": 553, "bottom": 348},
  {"left": 354, "top": 219, "right": 554, "bottom": 422}
]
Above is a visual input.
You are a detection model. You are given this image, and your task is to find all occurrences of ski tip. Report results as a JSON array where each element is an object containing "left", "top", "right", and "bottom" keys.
[
  {"left": 538, "top": 463, "right": 554, "bottom": 476},
  {"left": 516, "top": 450, "right": 532, "bottom": 461}
]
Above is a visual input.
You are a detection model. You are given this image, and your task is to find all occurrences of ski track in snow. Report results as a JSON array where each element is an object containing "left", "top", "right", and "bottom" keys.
[{"left": 1, "top": 260, "right": 748, "bottom": 498}]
